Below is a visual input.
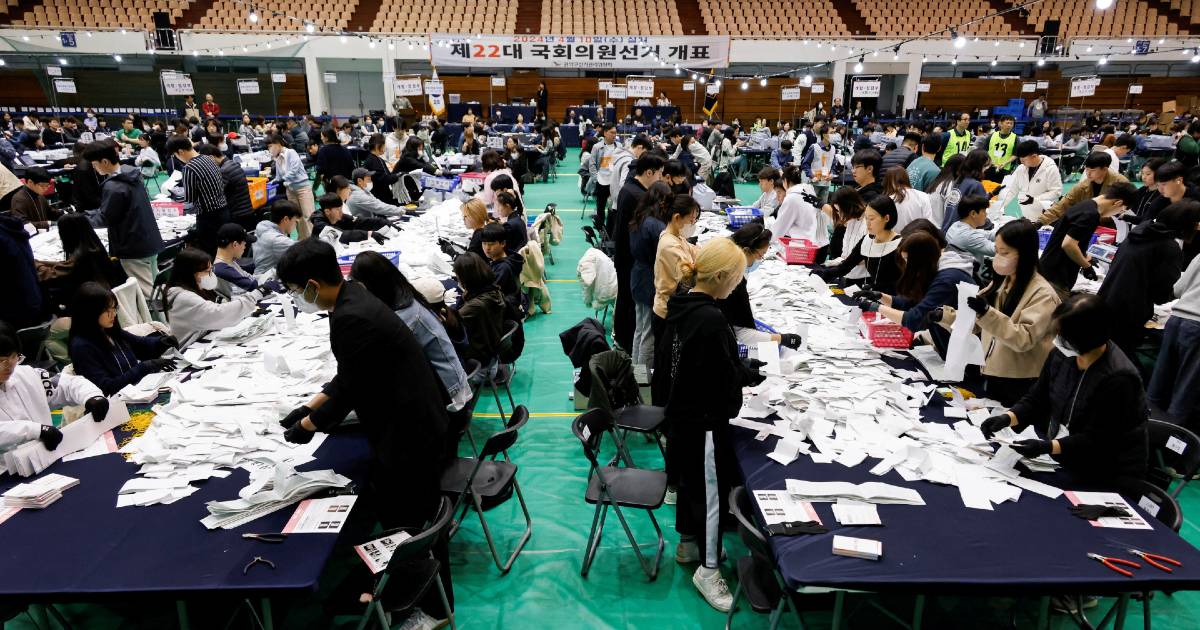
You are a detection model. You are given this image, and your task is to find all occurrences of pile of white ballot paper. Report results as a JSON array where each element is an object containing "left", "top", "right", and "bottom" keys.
[{"left": 730, "top": 256, "right": 1065, "bottom": 512}]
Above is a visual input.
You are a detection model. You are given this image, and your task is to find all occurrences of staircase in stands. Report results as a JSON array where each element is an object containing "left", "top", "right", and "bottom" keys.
[
  {"left": 515, "top": 0, "right": 542, "bottom": 34},
  {"left": 829, "top": 0, "right": 873, "bottom": 37},
  {"left": 674, "top": 0, "right": 707, "bottom": 35},
  {"left": 346, "top": 0, "right": 383, "bottom": 32}
]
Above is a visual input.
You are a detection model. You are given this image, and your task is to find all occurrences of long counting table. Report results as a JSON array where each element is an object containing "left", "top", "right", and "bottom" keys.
[{"left": 732, "top": 355, "right": 1200, "bottom": 629}]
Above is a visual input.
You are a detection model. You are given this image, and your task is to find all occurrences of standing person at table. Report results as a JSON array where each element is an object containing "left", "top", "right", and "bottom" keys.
[
  {"left": 394, "top": 136, "right": 440, "bottom": 203},
  {"left": 630, "top": 182, "right": 672, "bottom": 367},
  {"left": 771, "top": 165, "right": 829, "bottom": 257},
  {"left": 933, "top": 220, "right": 1060, "bottom": 405},
  {"left": 589, "top": 123, "right": 622, "bottom": 230},
  {"left": 82, "top": 139, "right": 164, "bottom": 300},
  {"left": 1005, "top": 140, "right": 1064, "bottom": 222},
  {"left": 535, "top": 81, "right": 549, "bottom": 119},
  {"left": 1099, "top": 201, "right": 1200, "bottom": 358},
  {"left": 1040, "top": 182, "right": 1137, "bottom": 295},
  {"left": 362, "top": 134, "right": 402, "bottom": 207},
  {"left": 267, "top": 133, "right": 317, "bottom": 239},
  {"left": 1149, "top": 247, "right": 1200, "bottom": 430},
  {"left": 8, "top": 166, "right": 61, "bottom": 231},
  {"left": 254, "top": 199, "right": 302, "bottom": 273},
  {"left": 940, "top": 149, "right": 989, "bottom": 233},
  {"left": 165, "top": 247, "right": 265, "bottom": 342},
  {"left": 978, "top": 114, "right": 1018, "bottom": 183},
  {"left": 659, "top": 237, "right": 765, "bottom": 613},
  {"left": 196, "top": 143, "right": 255, "bottom": 232},
  {"left": 940, "top": 111, "right": 974, "bottom": 164},
  {"left": 857, "top": 230, "right": 975, "bottom": 356},
  {"left": 667, "top": 126, "right": 713, "bottom": 180},
  {"left": 651, "top": 194, "right": 701, "bottom": 332},
  {"left": 981, "top": 293, "right": 1148, "bottom": 490},
  {"left": 906, "top": 135, "right": 942, "bottom": 194},
  {"left": 819, "top": 195, "right": 903, "bottom": 294},
  {"left": 1038, "top": 152, "right": 1128, "bottom": 226},
  {"left": 718, "top": 224, "right": 804, "bottom": 349},
  {"left": 316, "top": 127, "right": 354, "bottom": 188},
  {"left": 477, "top": 150, "right": 523, "bottom": 211},
  {"left": 925, "top": 153, "right": 963, "bottom": 230},
  {"left": 275, "top": 239, "right": 453, "bottom": 629},
  {"left": 0, "top": 322, "right": 109, "bottom": 454},
  {"left": 613, "top": 153, "right": 665, "bottom": 353},
  {"left": 201, "top": 93, "right": 220, "bottom": 120},
  {"left": 166, "top": 135, "right": 228, "bottom": 256},
  {"left": 68, "top": 282, "right": 177, "bottom": 396}
]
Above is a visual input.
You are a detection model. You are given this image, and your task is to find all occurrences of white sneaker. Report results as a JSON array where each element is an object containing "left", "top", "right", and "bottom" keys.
[
  {"left": 675, "top": 541, "right": 699, "bottom": 564},
  {"left": 664, "top": 488, "right": 677, "bottom": 505},
  {"left": 692, "top": 567, "right": 734, "bottom": 612},
  {"left": 396, "top": 608, "right": 450, "bottom": 630}
]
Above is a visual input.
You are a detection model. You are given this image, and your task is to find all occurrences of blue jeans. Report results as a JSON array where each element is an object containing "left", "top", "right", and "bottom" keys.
[{"left": 1148, "top": 316, "right": 1200, "bottom": 427}]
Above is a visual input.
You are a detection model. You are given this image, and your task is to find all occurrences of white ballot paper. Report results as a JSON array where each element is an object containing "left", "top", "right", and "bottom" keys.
[
  {"left": 832, "top": 499, "right": 882, "bottom": 526},
  {"left": 355, "top": 530, "right": 413, "bottom": 574},
  {"left": 943, "top": 282, "right": 985, "bottom": 382},
  {"left": 2, "top": 398, "right": 130, "bottom": 477}
]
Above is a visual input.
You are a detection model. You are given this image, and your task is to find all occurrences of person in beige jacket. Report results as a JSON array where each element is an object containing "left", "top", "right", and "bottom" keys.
[
  {"left": 1037, "top": 152, "right": 1127, "bottom": 226},
  {"left": 935, "top": 220, "right": 1060, "bottom": 405},
  {"left": 652, "top": 195, "right": 701, "bottom": 320}
]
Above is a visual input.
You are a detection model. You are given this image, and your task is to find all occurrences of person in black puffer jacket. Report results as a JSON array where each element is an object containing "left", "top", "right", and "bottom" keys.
[{"left": 310, "top": 193, "right": 389, "bottom": 245}]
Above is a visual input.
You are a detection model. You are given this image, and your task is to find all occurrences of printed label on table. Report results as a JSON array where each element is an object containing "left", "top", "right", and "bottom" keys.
[
  {"left": 281, "top": 496, "right": 357, "bottom": 534},
  {"left": 1065, "top": 491, "right": 1153, "bottom": 530}
]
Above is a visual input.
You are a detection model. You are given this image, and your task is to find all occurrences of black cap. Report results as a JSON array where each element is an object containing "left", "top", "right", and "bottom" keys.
[{"left": 216, "top": 223, "right": 255, "bottom": 246}]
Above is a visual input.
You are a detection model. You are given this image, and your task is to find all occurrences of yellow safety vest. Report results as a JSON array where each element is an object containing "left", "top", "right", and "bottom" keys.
[
  {"left": 941, "top": 128, "right": 972, "bottom": 163},
  {"left": 988, "top": 132, "right": 1017, "bottom": 170}
]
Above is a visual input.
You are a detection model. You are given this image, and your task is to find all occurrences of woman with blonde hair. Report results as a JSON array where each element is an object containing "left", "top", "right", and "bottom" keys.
[
  {"left": 656, "top": 236, "right": 767, "bottom": 614},
  {"left": 460, "top": 198, "right": 490, "bottom": 258}
]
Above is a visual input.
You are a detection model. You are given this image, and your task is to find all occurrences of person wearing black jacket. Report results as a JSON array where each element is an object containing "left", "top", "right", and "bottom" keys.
[
  {"left": 0, "top": 212, "right": 45, "bottom": 328},
  {"left": 655, "top": 237, "right": 765, "bottom": 613},
  {"left": 275, "top": 239, "right": 453, "bottom": 626},
  {"left": 82, "top": 139, "right": 165, "bottom": 300},
  {"left": 310, "top": 193, "right": 388, "bottom": 245},
  {"left": 363, "top": 134, "right": 402, "bottom": 206},
  {"left": 197, "top": 143, "right": 256, "bottom": 231},
  {"left": 613, "top": 154, "right": 664, "bottom": 352},
  {"left": 315, "top": 127, "right": 354, "bottom": 188},
  {"left": 480, "top": 223, "right": 526, "bottom": 315},
  {"left": 395, "top": 136, "right": 440, "bottom": 202},
  {"left": 718, "top": 224, "right": 804, "bottom": 349},
  {"left": 67, "top": 282, "right": 176, "bottom": 396},
  {"left": 66, "top": 146, "right": 104, "bottom": 211},
  {"left": 980, "top": 293, "right": 1148, "bottom": 491},
  {"left": 1098, "top": 201, "right": 1200, "bottom": 358}
]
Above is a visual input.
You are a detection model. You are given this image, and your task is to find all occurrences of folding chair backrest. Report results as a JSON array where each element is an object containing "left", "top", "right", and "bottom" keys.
[
  {"left": 1126, "top": 479, "right": 1183, "bottom": 532},
  {"left": 572, "top": 408, "right": 614, "bottom": 467},
  {"left": 16, "top": 321, "right": 51, "bottom": 366},
  {"left": 481, "top": 405, "right": 529, "bottom": 459},
  {"left": 497, "top": 319, "right": 522, "bottom": 363},
  {"left": 113, "top": 276, "right": 152, "bottom": 326},
  {"left": 729, "top": 486, "right": 774, "bottom": 564},
  {"left": 1146, "top": 419, "right": 1200, "bottom": 497},
  {"left": 586, "top": 349, "right": 640, "bottom": 414},
  {"left": 157, "top": 241, "right": 184, "bottom": 269},
  {"left": 382, "top": 496, "right": 454, "bottom": 569}
]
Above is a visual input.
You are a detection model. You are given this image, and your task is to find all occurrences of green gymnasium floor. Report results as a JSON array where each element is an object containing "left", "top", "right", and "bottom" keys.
[{"left": 12, "top": 152, "right": 1200, "bottom": 629}]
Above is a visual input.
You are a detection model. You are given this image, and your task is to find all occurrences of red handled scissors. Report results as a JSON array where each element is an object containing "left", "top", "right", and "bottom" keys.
[
  {"left": 1088, "top": 553, "right": 1140, "bottom": 577},
  {"left": 1128, "top": 549, "right": 1183, "bottom": 573}
]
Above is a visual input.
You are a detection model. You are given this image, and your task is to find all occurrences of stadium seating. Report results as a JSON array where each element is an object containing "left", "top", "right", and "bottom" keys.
[
  {"left": 193, "top": 0, "right": 355, "bottom": 32},
  {"left": 1007, "top": 0, "right": 1182, "bottom": 38},
  {"left": 700, "top": 0, "right": 850, "bottom": 37},
  {"left": 14, "top": 0, "right": 192, "bottom": 30},
  {"left": 371, "top": 0, "right": 517, "bottom": 34},
  {"left": 538, "top": 0, "right": 683, "bottom": 36},
  {"left": 859, "top": 1, "right": 1020, "bottom": 38}
]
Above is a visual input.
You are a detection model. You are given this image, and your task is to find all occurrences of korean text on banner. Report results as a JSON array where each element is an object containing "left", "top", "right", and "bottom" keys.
[
  {"left": 393, "top": 77, "right": 423, "bottom": 96},
  {"left": 852, "top": 79, "right": 881, "bottom": 98},
  {"left": 1070, "top": 78, "right": 1100, "bottom": 98},
  {"left": 627, "top": 79, "right": 654, "bottom": 98},
  {"left": 161, "top": 72, "right": 194, "bottom": 96},
  {"left": 430, "top": 34, "right": 730, "bottom": 69},
  {"left": 781, "top": 86, "right": 801, "bottom": 101},
  {"left": 609, "top": 86, "right": 628, "bottom": 100},
  {"left": 423, "top": 80, "right": 445, "bottom": 97}
]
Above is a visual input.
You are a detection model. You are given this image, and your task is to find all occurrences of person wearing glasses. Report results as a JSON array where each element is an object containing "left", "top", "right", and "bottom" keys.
[{"left": 0, "top": 322, "right": 110, "bottom": 455}]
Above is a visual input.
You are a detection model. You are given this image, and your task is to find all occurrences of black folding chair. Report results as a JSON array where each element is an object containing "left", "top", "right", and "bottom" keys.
[
  {"left": 149, "top": 265, "right": 174, "bottom": 322},
  {"left": 454, "top": 359, "right": 483, "bottom": 457},
  {"left": 440, "top": 405, "right": 532, "bottom": 574},
  {"left": 483, "top": 321, "right": 521, "bottom": 424},
  {"left": 726, "top": 486, "right": 805, "bottom": 630},
  {"left": 572, "top": 408, "right": 666, "bottom": 580},
  {"left": 1146, "top": 419, "right": 1200, "bottom": 498},
  {"left": 586, "top": 350, "right": 666, "bottom": 469},
  {"left": 356, "top": 496, "right": 457, "bottom": 630},
  {"left": 157, "top": 240, "right": 184, "bottom": 270},
  {"left": 16, "top": 321, "right": 54, "bottom": 372}
]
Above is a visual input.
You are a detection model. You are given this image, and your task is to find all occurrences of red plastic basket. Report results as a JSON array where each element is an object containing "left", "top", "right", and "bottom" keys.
[
  {"left": 860, "top": 312, "right": 914, "bottom": 349},
  {"left": 778, "top": 237, "right": 818, "bottom": 265}
]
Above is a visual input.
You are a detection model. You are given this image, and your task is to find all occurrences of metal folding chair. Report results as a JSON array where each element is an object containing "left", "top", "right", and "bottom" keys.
[
  {"left": 726, "top": 486, "right": 805, "bottom": 630},
  {"left": 1146, "top": 419, "right": 1200, "bottom": 498}
]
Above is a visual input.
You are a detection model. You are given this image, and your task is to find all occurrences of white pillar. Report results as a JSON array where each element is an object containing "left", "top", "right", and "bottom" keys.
[
  {"left": 831, "top": 60, "right": 846, "bottom": 107},
  {"left": 902, "top": 59, "right": 923, "bottom": 112},
  {"left": 303, "top": 54, "right": 326, "bottom": 115}
]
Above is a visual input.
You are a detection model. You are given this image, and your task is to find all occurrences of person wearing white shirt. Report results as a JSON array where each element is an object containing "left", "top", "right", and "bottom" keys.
[
  {"left": 750, "top": 166, "right": 781, "bottom": 216},
  {"left": 0, "top": 322, "right": 107, "bottom": 453},
  {"left": 165, "top": 247, "right": 265, "bottom": 344},
  {"left": 883, "top": 167, "right": 933, "bottom": 232},
  {"left": 1003, "top": 140, "right": 1063, "bottom": 222},
  {"left": 770, "top": 165, "right": 829, "bottom": 252}
]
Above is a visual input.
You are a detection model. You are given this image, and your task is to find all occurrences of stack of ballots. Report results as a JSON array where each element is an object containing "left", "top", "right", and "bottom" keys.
[
  {"left": 2, "top": 474, "right": 79, "bottom": 509},
  {"left": 2, "top": 399, "right": 130, "bottom": 477}
]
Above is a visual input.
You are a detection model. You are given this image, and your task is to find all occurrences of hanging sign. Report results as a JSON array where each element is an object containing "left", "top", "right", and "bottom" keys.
[
  {"left": 1070, "top": 77, "right": 1100, "bottom": 98},
  {"left": 599, "top": 80, "right": 613, "bottom": 91},
  {"left": 491, "top": 77, "right": 506, "bottom": 87},
  {"left": 430, "top": 34, "right": 730, "bottom": 69},
  {"left": 1036, "top": 80, "right": 1050, "bottom": 90},
  {"left": 781, "top": 86, "right": 801, "bottom": 101},
  {"left": 705, "top": 83, "right": 720, "bottom": 95},
  {"left": 851, "top": 79, "right": 881, "bottom": 98},
  {"left": 53, "top": 78, "right": 76, "bottom": 94},
  {"left": 423, "top": 80, "right": 444, "bottom": 96},
  {"left": 627, "top": 79, "right": 655, "bottom": 98},
  {"left": 237, "top": 79, "right": 260, "bottom": 95},
  {"left": 682, "top": 81, "right": 695, "bottom": 91},
  {"left": 393, "top": 77, "right": 423, "bottom": 96},
  {"left": 1022, "top": 83, "right": 1037, "bottom": 93},
  {"left": 810, "top": 83, "right": 825, "bottom": 94},
  {"left": 46, "top": 66, "right": 62, "bottom": 77},
  {"left": 271, "top": 73, "right": 288, "bottom": 83},
  {"left": 609, "top": 86, "right": 627, "bottom": 100},
  {"left": 1128, "top": 84, "right": 1143, "bottom": 94},
  {"left": 161, "top": 72, "right": 194, "bottom": 96},
  {"left": 917, "top": 83, "right": 931, "bottom": 93},
  {"left": 324, "top": 72, "right": 337, "bottom": 84}
]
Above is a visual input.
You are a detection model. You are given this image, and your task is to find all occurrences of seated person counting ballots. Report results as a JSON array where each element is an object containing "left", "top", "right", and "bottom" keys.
[
  {"left": 817, "top": 195, "right": 902, "bottom": 295},
  {"left": 0, "top": 322, "right": 110, "bottom": 453},
  {"left": 819, "top": 186, "right": 867, "bottom": 263},
  {"left": 980, "top": 293, "right": 1148, "bottom": 492},
  {"left": 770, "top": 164, "right": 829, "bottom": 257},
  {"left": 460, "top": 197, "right": 490, "bottom": 258},
  {"left": 254, "top": 199, "right": 304, "bottom": 274},
  {"left": 311, "top": 192, "right": 389, "bottom": 246},
  {"left": 165, "top": 246, "right": 268, "bottom": 343},
  {"left": 213, "top": 223, "right": 282, "bottom": 295},
  {"left": 67, "top": 282, "right": 179, "bottom": 396},
  {"left": 479, "top": 223, "right": 526, "bottom": 313},
  {"left": 717, "top": 223, "right": 802, "bottom": 349}
]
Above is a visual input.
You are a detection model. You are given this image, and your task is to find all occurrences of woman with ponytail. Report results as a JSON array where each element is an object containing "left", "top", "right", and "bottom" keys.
[{"left": 628, "top": 181, "right": 673, "bottom": 366}]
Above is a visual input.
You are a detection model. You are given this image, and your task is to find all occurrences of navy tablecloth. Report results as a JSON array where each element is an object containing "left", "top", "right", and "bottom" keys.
[
  {"left": 0, "top": 428, "right": 371, "bottom": 600},
  {"left": 732, "top": 357, "right": 1200, "bottom": 596}
]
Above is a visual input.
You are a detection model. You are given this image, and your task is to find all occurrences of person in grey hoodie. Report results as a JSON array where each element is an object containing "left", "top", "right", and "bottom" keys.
[
  {"left": 945, "top": 194, "right": 996, "bottom": 268},
  {"left": 347, "top": 167, "right": 406, "bottom": 218},
  {"left": 267, "top": 133, "right": 316, "bottom": 239},
  {"left": 253, "top": 199, "right": 302, "bottom": 273}
]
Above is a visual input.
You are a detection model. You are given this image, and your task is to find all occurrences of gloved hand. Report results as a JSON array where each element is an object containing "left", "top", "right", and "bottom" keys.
[
  {"left": 280, "top": 405, "right": 311, "bottom": 429},
  {"left": 857, "top": 299, "right": 880, "bottom": 313},
  {"left": 852, "top": 289, "right": 882, "bottom": 302},
  {"left": 85, "top": 396, "right": 109, "bottom": 423},
  {"left": 39, "top": 425, "right": 63, "bottom": 450},
  {"left": 1021, "top": 195, "right": 1034, "bottom": 206},
  {"left": 1069, "top": 504, "right": 1131, "bottom": 520},
  {"left": 766, "top": 520, "right": 829, "bottom": 536},
  {"left": 925, "top": 307, "right": 944, "bottom": 324},
  {"left": 779, "top": 333, "right": 803, "bottom": 350},
  {"left": 742, "top": 358, "right": 767, "bottom": 387},
  {"left": 1011, "top": 438, "right": 1053, "bottom": 458},
  {"left": 370, "top": 232, "right": 387, "bottom": 245},
  {"left": 1080, "top": 265, "right": 1099, "bottom": 281},
  {"left": 158, "top": 335, "right": 180, "bottom": 350},
  {"left": 148, "top": 358, "right": 178, "bottom": 373},
  {"left": 284, "top": 423, "right": 314, "bottom": 444},
  {"left": 261, "top": 279, "right": 285, "bottom": 294},
  {"left": 966, "top": 294, "right": 989, "bottom": 317},
  {"left": 1122, "top": 213, "right": 1144, "bottom": 225},
  {"left": 686, "top": 235, "right": 699, "bottom": 245},
  {"left": 980, "top": 414, "right": 1012, "bottom": 438}
]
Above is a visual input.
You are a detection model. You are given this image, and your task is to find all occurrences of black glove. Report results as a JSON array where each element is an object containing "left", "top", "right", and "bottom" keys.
[
  {"left": 966, "top": 294, "right": 989, "bottom": 317},
  {"left": 1080, "top": 265, "right": 1099, "bottom": 281},
  {"left": 370, "top": 232, "right": 387, "bottom": 245},
  {"left": 148, "top": 358, "right": 178, "bottom": 373},
  {"left": 686, "top": 235, "right": 699, "bottom": 245},
  {"left": 158, "top": 335, "right": 180, "bottom": 350},
  {"left": 280, "top": 405, "right": 312, "bottom": 429},
  {"left": 766, "top": 520, "right": 829, "bottom": 536},
  {"left": 1122, "top": 213, "right": 1144, "bottom": 225},
  {"left": 1010, "top": 438, "right": 1053, "bottom": 458},
  {"left": 85, "top": 396, "right": 109, "bottom": 423},
  {"left": 742, "top": 358, "right": 767, "bottom": 387},
  {"left": 925, "top": 307, "right": 944, "bottom": 324},
  {"left": 852, "top": 289, "right": 882, "bottom": 302},
  {"left": 779, "top": 333, "right": 803, "bottom": 350},
  {"left": 284, "top": 423, "right": 314, "bottom": 444},
  {"left": 261, "top": 279, "right": 284, "bottom": 294},
  {"left": 1021, "top": 195, "right": 1034, "bottom": 206},
  {"left": 857, "top": 299, "right": 880, "bottom": 313},
  {"left": 980, "top": 414, "right": 1012, "bottom": 438},
  {"left": 39, "top": 425, "right": 63, "bottom": 450},
  {"left": 1069, "top": 504, "right": 1131, "bottom": 520}
]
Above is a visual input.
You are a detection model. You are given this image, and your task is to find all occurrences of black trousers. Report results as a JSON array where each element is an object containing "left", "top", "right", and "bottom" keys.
[
  {"left": 673, "top": 424, "right": 738, "bottom": 569},
  {"left": 613, "top": 274, "right": 635, "bottom": 352},
  {"left": 592, "top": 185, "right": 610, "bottom": 231},
  {"left": 193, "top": 207, "right": 230, "bottom": 257}
]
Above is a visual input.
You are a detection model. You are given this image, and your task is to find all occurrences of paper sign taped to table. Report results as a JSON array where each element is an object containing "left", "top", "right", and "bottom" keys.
[
  {"left": 1064, "top": 491, "right": 1153, "bottom": 530},
  {"left": 282, "top": 495, "right": 358, "bottom": 534},
  {"left": 355, "top": 530, "right": 413, "bottom": 574}
]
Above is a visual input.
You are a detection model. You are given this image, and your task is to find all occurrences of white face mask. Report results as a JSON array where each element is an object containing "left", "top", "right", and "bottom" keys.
[
  {"left": 1053, "top": 335, "right": 1080, "bottom": 358},
  {"left": 198, "top": 272, "right": 218, "bottom": 291},
  {"left": 364, "top": 182, "right": 374, "bottom": 192},
  {"left": 680, "top": 222, "right": 697, "bottom": 238},
  {"left": 292, "top": 284, "right": 322, "bottom": 313},
  {"left": 219, "top": 144, "right": 228, "bottom": 152},
  {"left": 992, "top": 253, "right": 1018, "bottom": 277}
]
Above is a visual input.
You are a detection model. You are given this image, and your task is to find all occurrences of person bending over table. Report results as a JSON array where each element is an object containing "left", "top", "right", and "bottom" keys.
[
  {"left": 312, "top": 192, "right": 388, "bottom": 247},
  {"left": 857, "top": 229, "right": 976, "bottom": 357},
  {"left": 164, "top": 247, "right": 266, "bottom": 343},
  {"left": 1039, "top": 182, "right": 1138, "bottom": 295},
  {"left": 9, "top": 166, "right": 60, "bottom": 231},
  {"left": 254, "top": 199, "right": 303, "bottom": 273},
  {"left": 347, "top": 168, "right": 406, "bottom": 220},
  {"left": 817, "top": 195, "right": 902, "bottom": 295},
  {"left": 980, "top": 293, "right": 1148, "bottom": 491},
  {"left": 658, "top": 237, "right": 765, "bottom": 614},
  {"left": 275, "top": 239, "right": 454, "bottom": 629},
  {"left": 771, "top": 165, "right": 828, "bottom": 258},
  {"left": 819, "top": 186, "right": 866, "bottom": 265},
  {"left": 0, "top": 321, "right": 108, "bottom": 454},
  {"left": 395, "top": 136, "right": 441, "bottom": 203},
  {"left": 933, "top": 220, "right": 1060, "bottom": 405},
  {"left": 213, "top": 223, "right": 280, "bottom": 296},
  {"left": 718, "top": 224, "right": 803, "bottom": 349},
  {"left": 67, "top": 281, "right": 178, "bottom": 396},
  {"left": 749, "top": 166, "right": 781, "bottom": 216}
]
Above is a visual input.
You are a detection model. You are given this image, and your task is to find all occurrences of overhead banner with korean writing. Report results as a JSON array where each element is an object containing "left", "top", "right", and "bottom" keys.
[
  {"left": 430, "top": 34, "right": 730, "bottom": 69},
  {"left": 851, "top": 78, "right": 881, "bottom": 98}
]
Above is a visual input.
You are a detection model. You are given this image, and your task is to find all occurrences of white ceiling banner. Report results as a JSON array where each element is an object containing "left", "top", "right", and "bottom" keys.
[{"left": 429, "top": 34, "right": 730, "bottom": 69}]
